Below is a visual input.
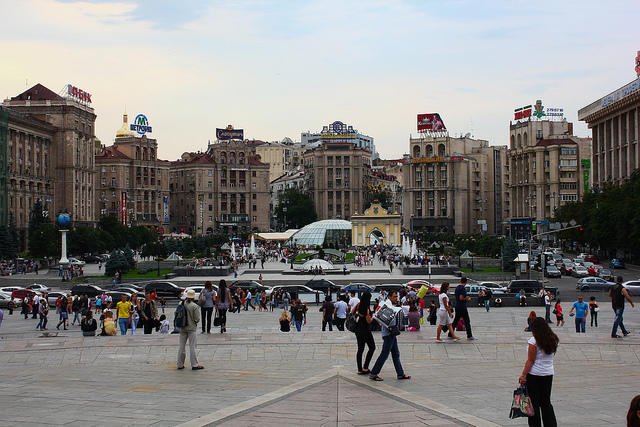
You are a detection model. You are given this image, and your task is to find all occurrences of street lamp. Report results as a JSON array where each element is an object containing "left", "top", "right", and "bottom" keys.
[{"left": 282, "top": 206, "right": 287, "bottom": 231}]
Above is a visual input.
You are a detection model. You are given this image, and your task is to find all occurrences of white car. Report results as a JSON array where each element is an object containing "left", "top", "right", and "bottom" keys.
[
  {"left": 265, "top": 285, "right": 322, "bottom": 303},
  {"left": 623, "top": 280, "right": 640, "bottom": 296},
  {"left": 477, "top": 281, "right": 507, "bottom": 294},
  {"left": 180, "top": 285, "right": 209, "bottom": 300},
  {"left": 27, "top": 283, "right": 50, "bottom": 292},
  {"left": 67, "top": 257, "right": 86, "bottom": 266},
  {"left": 0, "top": 286, "right": 24, "bottom": 294}
]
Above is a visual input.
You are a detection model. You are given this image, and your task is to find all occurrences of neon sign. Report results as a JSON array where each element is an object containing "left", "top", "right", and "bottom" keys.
[{"left": 130, "top": 114, "right": 152, "bottom": 135}]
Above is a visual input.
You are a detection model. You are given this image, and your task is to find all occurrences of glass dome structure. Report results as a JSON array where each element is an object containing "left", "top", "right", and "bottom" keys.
[{"left": 288, "top": 219, "right": 352, "bottom": 248}]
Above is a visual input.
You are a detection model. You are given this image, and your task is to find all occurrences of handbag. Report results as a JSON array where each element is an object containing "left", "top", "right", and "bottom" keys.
[
  {"left": 374, "top": 305, "right": 397, "bottom": 329},
  {"left": 345, "top": 312, "right": 358, "bottom": 333},
  {"left": 213, "top": 308, "right": 222, "bottom": 327},
  {"left": 198, "top": 291, "right": 206, "bottom": 307},
  {"left": 509, "top": 384, "right": 534, "bottom": 419}
]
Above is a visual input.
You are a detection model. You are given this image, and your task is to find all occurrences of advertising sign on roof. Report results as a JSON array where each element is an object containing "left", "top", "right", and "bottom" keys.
[
  {"left": 417, "top": 113, "right": 446, "bottom": 131},
  {"left": 216, "top": 127, "right": 244, "bottom": 140},
  {"left": 514, "top": 105, "right": 532, "bottom": 120},
  {"left": 130, "top": 114, "right": 152, "bottom": 135},
  {"left": 66, "top": 84, "right": 92, "bottom": 104}
]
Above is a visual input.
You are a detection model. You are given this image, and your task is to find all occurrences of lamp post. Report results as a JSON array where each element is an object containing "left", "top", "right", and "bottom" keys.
[{"left": 282, "top": 206, "right": 287, "bottom": 231}]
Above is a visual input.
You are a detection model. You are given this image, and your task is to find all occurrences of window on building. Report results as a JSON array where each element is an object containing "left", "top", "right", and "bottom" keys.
[
  {"left": 252, "top": 171, "right": 256, "bottom": 177},
  {"left": 252, "top": 205, "right": 257, "bottom": 211},
  {"left": 252, "top": 182, "right": 256, "bottom": 189},
  {"left": 208, "top": 169, "right": 213, "bottom": 176},
  {"left": 252, "top": 194, "right": 256, "bottom": 200},
  {"left": 101, "top": 166, "right": 106, "bottom": 173},
  {"left": 252, "top": 216, "right": 257, "bottom": 222},
  {"left": 111, "top": 166, "right": 116, "bottom": 172},
  {"left": 208, "top": 205, "right": 212, "bottom": 211},
  {"left": 209, "top": 216, "right": 212, "bottom": 222},
  {"left": 111, "top": 177, "right": 116, "bottom": 186},
  {"left": 560, "top": 194, "right": 578, "bottom": 202},
  {"left": 336, "top": 156, "right": 341, "bottom": 165},
  {"left": 327, "top": 156, "right": 333, "bottom": 165},
  {"left": 101, "top": 177, "right": 106, "bottom": 185},
  {"left": 560, "top": 147, "right": 577, "bottom": 156},
  {"left": 344, "top": 156, "right": 350, "bottom": 165},
  {"left": 559, "top": 159, "right": 577, "bottom": 167}
]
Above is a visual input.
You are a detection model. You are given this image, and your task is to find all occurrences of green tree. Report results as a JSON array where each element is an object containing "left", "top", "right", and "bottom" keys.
[
  {"left": 105, "top": 250, "right": 129, "bottom": 276},
  {"left": 28, "top": 200, "right": 57, "bottom": 258},
  {"left": 363, "top": 182, "right": 392, "bottom": 211},
  {"left": 274, "top": 188, "right": 317, "bottom": 229},
  {"left": 98, "top": 216, "right": 128, "bottom": 248},
  {"left": 0, "top": 225, "right": 17, "bottom": 259},
  {"left": 122, "top": 244, "right": 136, "bottom": 269},
  {"left": 501, "top": 237, "right": 518, "bottom": 272}
]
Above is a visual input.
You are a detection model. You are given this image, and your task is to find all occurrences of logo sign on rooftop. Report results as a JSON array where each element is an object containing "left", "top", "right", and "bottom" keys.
[
  {"left": 417, "top": 113, "right": 446, "bottom": 131},
  {"left": 216, "top": 125, "right": 244, "bottom": 140},
  {"left": 514, "top": 105, "right": 532, "bottom": 120},
  {"left": 636, "top": 50, "right": 640, "bottom": 77},
  {"left": 130, "top": 114, "right": 152, "bottom": 135},
  {"left": 66, "top": 84, "right": 92, "bottom": 104}
]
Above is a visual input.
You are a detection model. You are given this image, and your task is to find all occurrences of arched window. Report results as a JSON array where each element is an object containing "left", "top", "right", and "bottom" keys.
[
  {"left": 238, "top": 152, "right": 245, "bottom": 164},
  {"left": 135, "top": 146, "right": 140, "bottom": 160},
  {"left": 220, "top": 151, "right": 226, "bottom": 164},
  {"left": 150, "top": 148, "right": 155, "bottom": 160},
  {"left": 438, "top": 144, "right": 445, "bottom": 157},
  {"left": 523, "top": 132, "right": 528, "bottom": 147},
  {"left": 426, "top": 145, "right": 433, "bottom": 157},
  {"left": 229, "top": 152, "right": 236, "bottom": 164},
  {"left": 143, "top": 147, "right": 148, "bottom": 161},
  {"left": 413, "top": 145, "right": 421, "bottom": 157},
  {"left": 517, "top": 134, "right": 522, "bottom": 148},
  {"left": 511, "top": 135, "right": 515, "bottom": 149}
]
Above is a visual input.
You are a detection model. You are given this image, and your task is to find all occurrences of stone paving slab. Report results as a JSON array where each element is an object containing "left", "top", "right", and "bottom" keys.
[{"left": 0, "top": 306, "right": 638, "bottom": 426}]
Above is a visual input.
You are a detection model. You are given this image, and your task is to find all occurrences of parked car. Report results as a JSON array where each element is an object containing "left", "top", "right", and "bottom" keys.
[
  {"left": 304, "top": 279, "right": 340, "bottom": 293},
  {"left": 560, "top": 262, "right": 575, "bottom": 275},
  {"left": 545, "top": 265, "right": 561, "bottom": 278},
  {"left": 67, "top": 257, "right": 86, "bottom": 266},
  {"left": 507, "top": 280, "right": 543, "bottom": 295},
  {"left": 341, "top": 283, "right": 374, "bottom": 294},
  {"left": 576, "top": 277, "right": 614, "bottom": 291},
  {"left": 374, "top": 283, "right": 407, "bottom": 293},
  {"left": 609, "top": 258, "right": 625, "bottom": 269},
  {"left": 112, "top": 286, "right": 142, "bottom": 296},
  {"left": 402, "top": 280, "right": 439, "bottom": 294},
  {"left": 47, "top": 291, "right": 68, "bottom": 306},
  {"left": 113, "top": 284, "right": 145, "bottom": 293},
  {"left": 599, "top": 269, "right": 614, "bottom": 281},
  {"left": 476, "top": 281, "right": 508, "bottom": 294},
  {"left": 11, "top": 288, "right": 40, "bottom": 304},
  {"left": 587, "top": 264, "right": 603, "bottom": 276},
  {"left": 180, "top": 285, "right": 207, "bottom": 300},
  {"left": 145, "top": 281, "right": 183, "bottom": 298},
  {"left": 266, "top": 285, "right": 322, "bottom": 303},
  {"left": 584, "top": 254, "right": 600, "bottom": 263},
  {"left": 71, "top": 284, "right": 105, "bottom": 297},
  {"left": 229, "top": 280, "right": 271, "bottom": 293},
  {"left": 80, "top": 254, "right": 103, "bottom": 263},
  {"left": 572, "top": 266, "right": 589, "bottom": 278},
  {"left": 105, "top": 290, "right": 133, "bottom": 302},
  {"left": 622, "top": 280, "right": 640, "bottom": 296},
  {"left": 0, "top": 286, "right": 25, "bottom": 294},
  {"left": 27, "top": 283, "right": 50, "bottom": 292},
  {"left": 0, "top": 293, "right": 11, "bottom": 308}
]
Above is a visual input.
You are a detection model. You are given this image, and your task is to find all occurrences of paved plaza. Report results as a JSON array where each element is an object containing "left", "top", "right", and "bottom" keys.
[{"left": 0, "top": 299, "right": 638, "bottom": 426}]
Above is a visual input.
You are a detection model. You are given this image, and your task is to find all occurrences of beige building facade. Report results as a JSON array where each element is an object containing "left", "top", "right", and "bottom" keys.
[
  {"left": 351, "top": 203, "right": 401, "bottom": 246},
  {"left": 303, "top": 142, "right": 372, "bottom": 221},
  {"left": 578, "top": 76, "right": 640, "bottom": 187},
  {"left": 402, "top": 135, "right": 506, "bottom": 235},
  {"left": 506, "top": 117, "right": 592, "bottom": 238},
  {"left": 255, "top": 140, "right": 304, "bottom": 183},
  {"left": 95, "top": 114, "right": 170, "bottom": 230},
  {"left": 2, "top": 84, "right": 98, "bottom": 231}
]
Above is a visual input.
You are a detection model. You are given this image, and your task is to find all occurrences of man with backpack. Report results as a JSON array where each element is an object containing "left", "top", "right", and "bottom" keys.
[{"left": 176, "top": 289, "right": 203, "bottom": 370}]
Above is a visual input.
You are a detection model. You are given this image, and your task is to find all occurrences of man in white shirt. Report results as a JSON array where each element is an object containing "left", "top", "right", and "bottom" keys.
[
  {"left": 544, "top": 291, "right": 552, "bottom": 323},
  {"left": 333, "top": 295, "right": 348, "bottom": 331},
  {"left": 32, "top": 294, "right": 40, "bottom": 319},
  {"left": 348, "top": 291, "right": 360, "bottom": 312}
]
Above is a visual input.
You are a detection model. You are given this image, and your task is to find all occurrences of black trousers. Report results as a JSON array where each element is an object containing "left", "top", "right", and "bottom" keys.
[
  {"left": 217, "top": 308, "right": 228, "bottom": 329},
  {"left": 334, "top": 317, "right": 345, "bottom": 331},
  {"left": 322, "top": 317, "right": 333, "bottom": 331},
  {"left": 201, "top": 307, "right": 213, "bottom": 332},
  {"left": 143, "top": 318, "right": 154, "bottom": 334},
  {"left": 526, "top": 374, "right": 557, "bottom": 427},
  {"left": 355, "top": 330, "right": 375, "bottom": 371},
  {"left": 449, "top": 307, "right": 473, "bottom": 338}
]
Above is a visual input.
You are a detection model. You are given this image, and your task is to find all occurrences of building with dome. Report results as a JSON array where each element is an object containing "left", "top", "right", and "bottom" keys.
[
  {"left": 95, "top": 113, "right": 170, "bottom": 230},
  {"left": 288, "top": 219, "right": 352, "bottom": 248}
]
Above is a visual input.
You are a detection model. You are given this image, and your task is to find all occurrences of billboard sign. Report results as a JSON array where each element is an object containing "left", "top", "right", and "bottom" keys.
[
  {"left": 216, "top": 128, "right": 244, "bottom": 140},
  {"left": 514, "top": 105, "right": 532, "bottom": 120},
  {"left": 163, "top": 196, "right": 169, "bottom": 223},
  {"left": 121, "top": 191, "right": 127, "bottom": 226},
  {"left": 636, "top": 50, "right": 640, "bottom": 77},
  {"left": 546, "top": 107, "right": 564, "bottom": 118},
  {"left": 66, "top": 84, "right": 92, "bottom": 104},
  {"left": 130, "top": 114, "right": 152, "bottom": 135},
  {"left": 417, "top": 113, "right": 446, "bottom": 131},
  {"left": 413, "top": 156, "right": 445, "bottom": 163}
]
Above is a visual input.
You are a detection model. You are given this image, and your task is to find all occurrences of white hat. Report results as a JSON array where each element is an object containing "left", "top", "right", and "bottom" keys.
[{"left": 185, "top": 289, "right": 196, "bottom": 299}]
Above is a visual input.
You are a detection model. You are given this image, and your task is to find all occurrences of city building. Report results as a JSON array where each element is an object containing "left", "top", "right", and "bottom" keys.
[
  {"left": 578, "top": 73, "right": 640, "bottom": 187},
  {"left": 402, "top": 134, "right": 506, "bottom": 235},
  {"left": 2, "top": 83, "right": 98, "bottom": 233},
  {"left": 0, "top": 105, "right": 56, "bottom": 248},
  {"left": 204, "top": 139, "right": 271, "bottom": 234},
  {"left": 254, "top": 139, "right": 304, "bottom": 182},
  {"left": 269, "top": 167, "right": 304, "bottom": 230},
  {"left": 301, "top": 121, "right": 377, "bottom": 158},
  {"left": 505, "top": 107, "right": 592, "bottom": 238},
  {"left": 351, "top": 203, "right": 401, "bottom": 246},
  {"left": 303, "top": 141, "right": 372, "bottom": 221},
  {"left": 94, "top": 113, "right": 170, "bottom": 230}
]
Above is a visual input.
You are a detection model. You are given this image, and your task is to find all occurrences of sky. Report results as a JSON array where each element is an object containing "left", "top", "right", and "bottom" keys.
[{"left": 1, "top": 0, "right": 638, "bottom": 161}]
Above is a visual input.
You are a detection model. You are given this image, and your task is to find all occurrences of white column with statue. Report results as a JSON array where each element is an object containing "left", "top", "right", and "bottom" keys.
[{"left": 58, "top": 213, "right": 71, "bottom": 265}]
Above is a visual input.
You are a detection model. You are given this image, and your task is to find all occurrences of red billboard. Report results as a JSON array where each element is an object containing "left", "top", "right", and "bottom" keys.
[
  {"left": 514, "top": 105, "right": 532, "bottom": 120},
  {"left": 417, "top": 113, "right": 446, "bottom": 131}
]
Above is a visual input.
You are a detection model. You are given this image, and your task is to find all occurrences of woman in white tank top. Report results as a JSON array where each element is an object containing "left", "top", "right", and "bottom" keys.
[{"left": 436, "top": 282, "right": 459, "bottom": 342}]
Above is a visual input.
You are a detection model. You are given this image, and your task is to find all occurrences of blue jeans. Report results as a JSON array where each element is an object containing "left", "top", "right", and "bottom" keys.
[
  {"left": 611, "top": 308, "right": 628, "bottom": 337},
  {"left": 484, "top": 300, "right": 490, "bottom": 312},
  {"left": 370, "top": 335, "right": 405, "bottom": 377},
  {"left": 118, "top": 318, "right": 129, "bottom": 335},
  {"left": 294, "top": 320, "right": 303, "bottom": 332},
  {"left": 575, "top": 317, "right": 586, "bottom": 333}
]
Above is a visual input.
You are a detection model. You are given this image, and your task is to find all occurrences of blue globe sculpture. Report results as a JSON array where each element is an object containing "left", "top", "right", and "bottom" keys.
[{"left": 57, "top": 213, "right": 71, "bottom": 227}]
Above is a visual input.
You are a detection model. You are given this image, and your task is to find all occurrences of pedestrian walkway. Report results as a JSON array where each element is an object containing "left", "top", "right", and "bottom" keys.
[{"left": 0, "top": 307, "right": 637, "bottom": 426}]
